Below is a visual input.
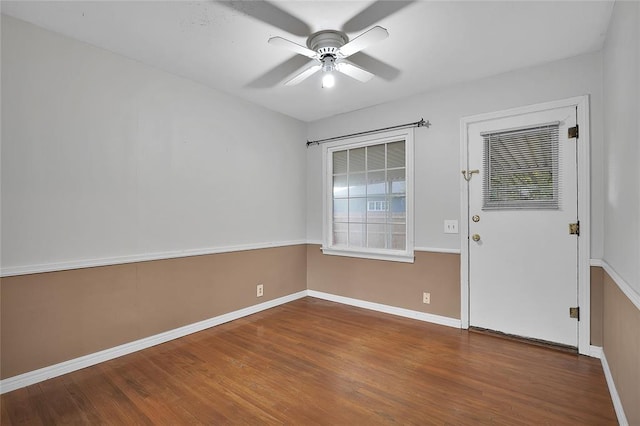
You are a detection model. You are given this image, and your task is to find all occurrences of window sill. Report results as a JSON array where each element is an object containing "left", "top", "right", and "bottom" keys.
[{"left": 321, "top": 247, "right": 415, "bottom": 263}]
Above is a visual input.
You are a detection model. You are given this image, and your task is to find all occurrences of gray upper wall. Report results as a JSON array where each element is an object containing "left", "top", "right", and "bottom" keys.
[
  {"left": 603, "top": 0, "right": 639, "bottom": 296},
  {"left": 1, "top": 15, "right": 308, "bottom": 273}
]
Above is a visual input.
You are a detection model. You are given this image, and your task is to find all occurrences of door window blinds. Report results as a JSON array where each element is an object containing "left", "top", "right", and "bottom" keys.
[{"left": 483, "top": 124, "right": 559, "bottom": 210}]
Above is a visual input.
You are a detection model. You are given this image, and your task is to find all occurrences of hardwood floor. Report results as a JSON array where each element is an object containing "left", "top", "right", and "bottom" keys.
[{"left": 1, "top": 297, "right": 617, "bottom": 425}]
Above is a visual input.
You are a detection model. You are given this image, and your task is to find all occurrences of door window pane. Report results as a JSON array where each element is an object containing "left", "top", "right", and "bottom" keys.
[{"left": 483, "top": 124, "right": 559, "bottom": 210}]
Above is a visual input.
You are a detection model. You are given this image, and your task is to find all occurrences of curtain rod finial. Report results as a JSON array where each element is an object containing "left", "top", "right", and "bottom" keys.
[{"left": 418, "top": 119, "right": 431, "bottom": 128}]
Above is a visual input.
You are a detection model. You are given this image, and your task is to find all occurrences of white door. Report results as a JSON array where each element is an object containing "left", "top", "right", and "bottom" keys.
[{"left": 466, "top": 105, "right": 579, "bottom": 347}]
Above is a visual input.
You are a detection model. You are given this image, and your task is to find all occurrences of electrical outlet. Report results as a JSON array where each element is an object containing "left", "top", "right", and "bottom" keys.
[
  {"left": 423, "top": 292, "right": 431, "bottom": 304},
  {"left": 257, "top": 284, "right": 264, "bottom": 297},
  {"left": 444, "top": 220, "right": 459, "bottom": 234}
]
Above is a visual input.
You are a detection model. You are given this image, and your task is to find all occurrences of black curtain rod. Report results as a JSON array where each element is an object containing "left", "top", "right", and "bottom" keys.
[{"left": 306, "top": 118, "right": 431, "bottom": 147}]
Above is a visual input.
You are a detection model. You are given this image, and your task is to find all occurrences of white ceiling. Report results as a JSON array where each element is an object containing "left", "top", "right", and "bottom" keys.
[{"left": 2, "top": 1, "right": 614, "bottom": 122}]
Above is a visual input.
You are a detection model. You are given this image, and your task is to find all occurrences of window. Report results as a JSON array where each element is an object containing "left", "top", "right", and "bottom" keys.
[
  {"left": 322, "top": 129, "right": 414, "bottom": 263},
  {"left": 483, "top": 124, "right": 559, "bottom": 210}
]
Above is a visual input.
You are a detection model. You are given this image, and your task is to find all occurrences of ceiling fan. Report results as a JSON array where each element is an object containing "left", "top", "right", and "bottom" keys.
[
  {"left": 268, "top": 26, "right": 389, "bottom": 88},
  {"left": 220, "top": 1, "right": 414, "bottom": 89}
]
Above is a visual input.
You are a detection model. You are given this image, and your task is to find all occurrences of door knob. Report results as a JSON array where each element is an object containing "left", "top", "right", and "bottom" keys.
[{"left": 472, "top": 234, "right": 481, "bottom": 242}]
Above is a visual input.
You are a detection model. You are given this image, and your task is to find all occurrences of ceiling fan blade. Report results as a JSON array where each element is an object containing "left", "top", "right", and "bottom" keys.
[
  {"left": 268, "top": 36, "right": 317, "bottom": 58},
  {"left": 246, "top": 55, "right": 314, "bottom": 88},
  {"left": 336, "top": 60, "right": 375, "bottom": 83},
  {"left": 284, "top": 62, "right": 322, "bottom": 86},
  {"left": 219, "top": 1, "right": 311, "bottom": 37},
  {"left": 349, "top": 52, "right": 401, "bottom": 81},
  {"left": 342, "top": 0, "right": 415, "bottom": 34},
  {"left": 338, "top": 26, "right": 388, "bottom": 58}
]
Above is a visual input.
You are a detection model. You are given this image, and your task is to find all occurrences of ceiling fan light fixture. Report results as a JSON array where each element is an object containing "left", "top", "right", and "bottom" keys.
[
  {"left": 322, "top": 73, "right": 335, "bottom": 89},
  {"left": 321, "top": 55, "right": 336, "bottom": 72}
]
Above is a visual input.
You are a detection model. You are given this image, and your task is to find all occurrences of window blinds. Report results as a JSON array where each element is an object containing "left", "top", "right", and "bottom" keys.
[{"left": 483, "top": 124, "right": 559, "bottom": 210}]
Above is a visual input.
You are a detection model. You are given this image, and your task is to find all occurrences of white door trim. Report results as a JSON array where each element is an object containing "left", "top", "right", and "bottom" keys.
[{"left": 459, "top": 96, "right": 591, "bottom": 355}]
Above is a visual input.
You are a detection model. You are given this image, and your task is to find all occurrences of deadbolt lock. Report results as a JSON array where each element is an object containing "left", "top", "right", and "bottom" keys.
[
  {"left": 472, "top": 215, "right": 480, "bottom": 222},
  {"left": 472, "top": 234, "right": 481, "bottom": 242}
]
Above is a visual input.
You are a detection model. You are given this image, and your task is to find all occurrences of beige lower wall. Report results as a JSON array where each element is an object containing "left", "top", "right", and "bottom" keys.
[
  {"left": 0, "top": 246, "right": 621, "bottom": 387},
  {"left": 307, "top": 248, "right": 609, "bottom": 340},
  {"left": 0, "top": 245, "right": 307, "bottom": 379},
  {"left": 590, "top": 266, "right": 604, "bottom": 346},
  {"left": 306, "top": 245, "right": 461, "bottom": 319},
  {"left": 603, "top": 272, "right": 640, "bottom": 425}
]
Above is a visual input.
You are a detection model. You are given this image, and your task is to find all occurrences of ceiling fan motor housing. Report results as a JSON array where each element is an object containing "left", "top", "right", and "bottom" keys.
[{"left": 307, "top": 30, "right": 348, "bottom": 59}]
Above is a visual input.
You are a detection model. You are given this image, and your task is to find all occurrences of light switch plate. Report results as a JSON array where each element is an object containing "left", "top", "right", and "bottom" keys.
[{"left": 444, "top": 220, "right": 459, "bottom": 234}]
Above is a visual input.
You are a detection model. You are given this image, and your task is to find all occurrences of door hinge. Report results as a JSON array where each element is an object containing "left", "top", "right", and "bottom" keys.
[
  {"left": 569, "top": 221, "right": 580, "bottom": 236},
  {"left": 569, "top": 307, "right": 580, "bottom": 320},
  {"left": 568, "top": 125, "right": 579, "bottom": 139}
]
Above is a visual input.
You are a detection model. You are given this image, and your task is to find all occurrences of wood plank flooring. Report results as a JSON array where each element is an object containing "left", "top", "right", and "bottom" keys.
[{"left": 1, "top": 297, "right": 617, "bottom": 425}]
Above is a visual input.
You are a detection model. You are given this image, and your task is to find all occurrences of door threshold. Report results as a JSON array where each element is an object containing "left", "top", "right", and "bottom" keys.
[{"left": 469, "top": 327, "right": 577, "bottom": 354}]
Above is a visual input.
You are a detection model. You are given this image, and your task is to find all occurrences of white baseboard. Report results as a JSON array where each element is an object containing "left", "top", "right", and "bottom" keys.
[
  {"left": 600, "top": 350, "right": 628, "bottom": 426},
  {"left": 0, "top": 290, "right": 307, "bottom": 395},
  {"left": 307, "top": 290, "right": 462, "bottom": 328},
  {"left": 588, "top": 345, "right": 603, "bottom": 359}
]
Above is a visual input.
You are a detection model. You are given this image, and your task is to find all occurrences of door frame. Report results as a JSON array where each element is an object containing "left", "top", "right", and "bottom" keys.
[{"left": 459, "top": 96, "right": 591, "bottom": 355}]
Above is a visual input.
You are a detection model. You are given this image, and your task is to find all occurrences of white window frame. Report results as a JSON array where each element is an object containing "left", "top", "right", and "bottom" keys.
[{"left": 321, "top": 128, "right": 414, "bottom": 263}]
